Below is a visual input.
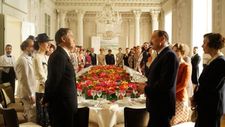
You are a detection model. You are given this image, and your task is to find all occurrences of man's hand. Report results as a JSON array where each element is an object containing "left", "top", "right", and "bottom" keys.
[{"left": 29, "top": 96, "right": 35, "bottom": 105}]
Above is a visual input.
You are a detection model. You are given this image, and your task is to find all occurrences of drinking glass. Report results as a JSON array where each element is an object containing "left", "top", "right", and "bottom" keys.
[
  {"left": 120, "top": 90, "right": 126, "bottom": 99},
  {"left": 115, "top": 90, "right": 120, "bottom": 100},
  {"left": 133, "top": 89, "right": 138, "bottom": 98},
  {"left": 97, "top": 90, "right": 102, "bottom": 98},
  {"left": 91, "top": 90, "right": 97, "bottom": 100}
]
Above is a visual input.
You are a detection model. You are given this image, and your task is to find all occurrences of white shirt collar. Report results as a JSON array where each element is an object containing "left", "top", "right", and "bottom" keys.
[
  {"left": 207, "top": 52, "right": 224, "bottom": 65},
  {"left": 157, "top": 44, "right": 169, "bottom": 55}
]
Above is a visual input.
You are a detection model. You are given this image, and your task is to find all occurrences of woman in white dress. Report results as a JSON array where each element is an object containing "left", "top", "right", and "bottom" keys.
[{"left": 33, "top": 33, "right": 52, "bottom": 93}]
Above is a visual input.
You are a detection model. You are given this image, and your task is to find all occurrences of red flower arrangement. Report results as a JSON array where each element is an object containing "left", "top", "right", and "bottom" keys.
[{"left": 76, "top": 65, "right": 139, "bottom": 100}]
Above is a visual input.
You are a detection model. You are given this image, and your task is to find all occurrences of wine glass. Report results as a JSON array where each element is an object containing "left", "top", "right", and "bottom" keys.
[
  {"left": 91, "top": 90, "right": 97, "bottom": 100},
  {"left": 77, "top": 89, "right": 82, "bottom": 96},
  {"left": 133, "top": 89, "right": 138, "bottom": 98},
  {"left": 97, "top": 90, "right": 102, "bottom": 98},
  {"left": 120, "top": 90, "right": 126, "bottom": 99},
  {"left": 115, "top": 90, "right": 120, "bottom": 100},
  {"left": 96, "top": 90, "right": 102, "bottom": 106}
]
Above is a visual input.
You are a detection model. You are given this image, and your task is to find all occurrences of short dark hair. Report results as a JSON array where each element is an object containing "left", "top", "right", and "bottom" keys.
[
  {"left": 193, "top": 46, "right": 198, "bottom": 49},
  {"left": 204, "top": 33, "right": 225, "bottom": 50},
  {"left": 5, "top": 44, "right": 12, "bottom": 48},
  {"left": 20, "top": 39, "right": 33, "bottom": 51},
  {"left": 27, "top": 35, "right": 35, "bottom": 41},
  {"left": 108, "top": 49, "right": 112, "bottom": 52},
  {"left": 154, "top": 30, "right": 169, "bottom": 41},
  {"left": 55, "top": 28, "right": 71, "bottom": 46}
]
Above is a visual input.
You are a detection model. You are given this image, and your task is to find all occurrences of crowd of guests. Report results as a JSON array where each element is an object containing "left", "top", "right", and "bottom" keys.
[{"left": 0, "top": 28, "right": 224, "bottom": 127}]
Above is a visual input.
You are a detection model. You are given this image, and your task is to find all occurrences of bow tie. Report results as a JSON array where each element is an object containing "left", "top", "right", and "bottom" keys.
[{"left": 7, "top": 55, "right": 12, "bottom": 58}]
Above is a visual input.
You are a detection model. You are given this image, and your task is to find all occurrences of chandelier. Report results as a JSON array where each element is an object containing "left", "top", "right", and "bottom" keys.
[{"left": 96, "top": 0, "right": 122, "bottom": 25}]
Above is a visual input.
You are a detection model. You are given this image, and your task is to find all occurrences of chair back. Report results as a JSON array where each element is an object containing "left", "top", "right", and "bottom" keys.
[
  {"left": 2, "top": 108, "right": 19, "bottom": 127},
  {"left": 124, "top": 107, "right": 149, "bottom": 127},
  {"left": 1, "top": 84, "right": 15, "bottom": 107},
  {"left": 75, "top": 107, "right": 89, "bottom": 127}
]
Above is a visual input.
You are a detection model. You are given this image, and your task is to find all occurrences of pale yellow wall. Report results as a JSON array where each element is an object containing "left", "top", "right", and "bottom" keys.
[
  {"left": 5, "top": 15, "right": 22, "bottom": 60},
  {"left": 212, "top": 0, "right": 225, "bottom": 54}
]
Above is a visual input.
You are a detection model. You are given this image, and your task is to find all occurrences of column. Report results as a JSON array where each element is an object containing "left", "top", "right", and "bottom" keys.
[
  {"left": 133, "top": 10, "right": 142, "bottom": 46},
  {"left": 151, "top": 10, "right": 160, "bottom": 32},
  {"left": 58, "top": 10, "right": 67, "bottom": 28},
  {"left": 77, "top": 10, "right": 85, "bottom": 47}
]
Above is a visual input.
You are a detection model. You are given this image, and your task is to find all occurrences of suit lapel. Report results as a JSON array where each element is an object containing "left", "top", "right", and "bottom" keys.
[
  {"left": 57, "top": 46, "right": 72, "bottom": 64},
  {"left": 149, "top": 47, "right": 170, "bottom": 70}
]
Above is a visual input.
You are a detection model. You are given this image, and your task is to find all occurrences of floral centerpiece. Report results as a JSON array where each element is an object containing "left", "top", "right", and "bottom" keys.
[{"left": 76, "top": 65, "right": 140, "bottom": 100}]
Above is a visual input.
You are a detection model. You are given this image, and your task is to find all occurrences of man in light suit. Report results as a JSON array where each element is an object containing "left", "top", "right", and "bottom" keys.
[
  {"left": 15, "top": 39, "right": 36, "bottom": 122},
  {"left": 0, "top": 44, "right": 16, "bottom": 93},
  {"left": 43, "top": 28, "right": 77, "bottom": 127},
  {"left": 145, "top": 30, "right": 179, "bottom": 127}
]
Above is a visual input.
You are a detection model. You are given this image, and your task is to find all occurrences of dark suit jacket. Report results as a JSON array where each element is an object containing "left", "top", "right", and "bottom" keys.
[
  {"left": 105, "top": 54, "right": 115, "bottom": 65},
  {"left": 90, "top": 53, "right": 97, "bottom": 65},
  {"left": 144, "top": 47, "right": 179, "bottom": 117},
  {"left": 194, "top": 56, "right": 225, "bottom": 116},
  {"left": 191, "top": 54, "right": 201, "bottom": 85},
  {"left": 44, "top": 46, "right": 77, "bottom": 125}
]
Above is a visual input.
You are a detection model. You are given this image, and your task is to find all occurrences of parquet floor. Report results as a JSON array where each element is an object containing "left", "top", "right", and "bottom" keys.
[{"left": 222, "top": 115, "right": 225, "bottom": 127}]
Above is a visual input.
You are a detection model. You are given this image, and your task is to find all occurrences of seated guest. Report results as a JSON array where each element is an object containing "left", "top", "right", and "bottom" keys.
[
  {"left": 105, "top": 49, "right": 115, "bottom": 65},
  {"left": 193, "top": 33, "right": 225, "bottom": 127},
  {"left": 98, "top": 48, "right": 105, "bottom": 65},
  {"left": 171, "top": 43, "right": 191, "bottom": 125}
]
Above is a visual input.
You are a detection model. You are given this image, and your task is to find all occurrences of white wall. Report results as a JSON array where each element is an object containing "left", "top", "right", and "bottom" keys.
[
  {"left": 5, "top": 15, "right": 22, "bottom": 60},
  {"left": 67, "top": 12, "right": 151, "bottom": 50},
  {"left": 212, "top": 0, "right": 225, "bottom": 54},
  {"left": 162, "top": 0, "right": 172, "bottom": 43},
  {"left": 172, "top": 0, "right": 192, "bottom": 51},
  {"left": 27, "top": 0, "right": 57, "bottom": 39}
]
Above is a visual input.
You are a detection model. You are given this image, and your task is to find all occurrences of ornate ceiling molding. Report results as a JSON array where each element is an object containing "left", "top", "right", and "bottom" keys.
[{"left": 55, "top": 0, "right": 163, "bottom": 12}]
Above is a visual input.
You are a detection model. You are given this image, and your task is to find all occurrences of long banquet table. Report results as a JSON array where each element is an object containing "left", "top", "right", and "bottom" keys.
[{"left": 78, "top": 96, "right": 146, "bottom": 127}]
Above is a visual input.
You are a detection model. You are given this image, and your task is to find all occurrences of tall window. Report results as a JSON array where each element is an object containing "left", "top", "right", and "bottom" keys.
[
  {"left": 164, "top": 10, "right": 172, "bottom": 43},
  {"left": 192, "top": 0, "right": 212, "bottom": 72},
  {"left": 45, "top": 13, "right": 51, "bottom": 36}
]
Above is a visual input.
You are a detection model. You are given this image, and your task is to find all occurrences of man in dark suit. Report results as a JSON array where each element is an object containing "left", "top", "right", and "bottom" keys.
[
  {"left": 191, "top": 47, "right": 201, "bottom": 86},
  {"left": 43, "top": 28, "right": 77, "bottom": 127},
  {"left": 90, "top": 48, "right": 97, "bottom": 65},
  {"left": 144, "top": 30, "right": 179, "bottom": 127},
  {"left": 105, "top": 49, "right": 115, "bottom": 65}
]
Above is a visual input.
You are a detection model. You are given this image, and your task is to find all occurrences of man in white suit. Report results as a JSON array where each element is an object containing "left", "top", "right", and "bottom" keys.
[{"left": 15, "top": 39, "right": 36, "bottom": 122}]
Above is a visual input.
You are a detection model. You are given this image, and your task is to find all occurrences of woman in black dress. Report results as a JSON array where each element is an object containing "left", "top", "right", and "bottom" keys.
[{"left": 193, "top": 33, "right": 225, "bottom": 127}]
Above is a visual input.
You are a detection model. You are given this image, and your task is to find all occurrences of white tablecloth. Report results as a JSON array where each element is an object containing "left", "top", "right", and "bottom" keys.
[{"left": 78, "top": 97, "right": 146, "bottom": 127}]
